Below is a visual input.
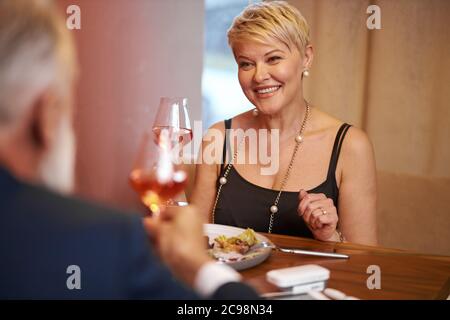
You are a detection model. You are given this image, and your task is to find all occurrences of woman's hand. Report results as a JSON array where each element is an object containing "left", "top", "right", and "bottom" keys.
[{"left": 297, "top": 189, "right": 340, "bottom": 242}]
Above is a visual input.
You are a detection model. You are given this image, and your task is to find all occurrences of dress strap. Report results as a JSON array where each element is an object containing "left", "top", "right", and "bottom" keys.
[
  {"left": 222, "top": 119, "right": 233, "bottom": 171},
  {"left": 326, "top": 123, "right": 352, "bottom": 180}
]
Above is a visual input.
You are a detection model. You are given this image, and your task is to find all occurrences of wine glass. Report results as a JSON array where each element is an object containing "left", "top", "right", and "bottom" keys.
[
  {"left": 129, "top": 97, "right": 192, "bottom": 216},
  {"left": 152, "top": 97, "right": 192, "bottom": 149}
]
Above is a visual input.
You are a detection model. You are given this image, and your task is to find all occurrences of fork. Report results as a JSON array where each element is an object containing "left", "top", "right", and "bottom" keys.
[{"left": 256, "top": 241, "right": 349, "bottom": 259}]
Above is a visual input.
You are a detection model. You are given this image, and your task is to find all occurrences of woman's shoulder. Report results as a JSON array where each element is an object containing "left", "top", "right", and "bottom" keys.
[
  {"left": 313, "top": 108, "right": 373, "bottom": 158},
  {"left": 341, "top": 126, "right": 374, "bottom": 163},
  {"left": 310, "top": 107, "right": 340, "bottom": 127},
  {"left": 206, "top": 109, "right": 253, "bottom": 131},
  {"left": 203, "top": 110, "right": 252, "bottom": 146},
  {"left": 201, "top": 120, "right": 225, "bottom": 150},
  {"left": 230, "top": 109, "right": 254, "bottom": 129}
]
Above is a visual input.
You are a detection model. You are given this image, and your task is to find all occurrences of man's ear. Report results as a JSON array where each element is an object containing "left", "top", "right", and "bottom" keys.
[
  {"left": 303, "top": 44, "right": 314, "bottom": 70},
  {"left": 29, "top": 90, "right": 60, "bottom": 152}
]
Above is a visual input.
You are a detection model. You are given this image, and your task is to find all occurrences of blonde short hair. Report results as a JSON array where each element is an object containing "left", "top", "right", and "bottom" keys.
[
  {"left": 227, "top": 1, "right": 310, "bottom": 55},
  {"left": 0, "top": 0, "right": 76, "bottom": 126}
]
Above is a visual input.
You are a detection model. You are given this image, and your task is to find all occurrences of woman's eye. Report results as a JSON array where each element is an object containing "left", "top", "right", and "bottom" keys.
[
  {"left": 239, "top": 61, "right": 252, "bottom": 69},
  {"left": 268, "top": 56, "right": 282, "bottom": 63}
]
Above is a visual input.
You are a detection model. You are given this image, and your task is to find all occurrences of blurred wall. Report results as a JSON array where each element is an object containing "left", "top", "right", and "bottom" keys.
[
  {"left": 58, "top": 0, "right": 203, "bottom": 212},
  {"left": 291, "top": 0, "right": 450, "bottom": 255}
]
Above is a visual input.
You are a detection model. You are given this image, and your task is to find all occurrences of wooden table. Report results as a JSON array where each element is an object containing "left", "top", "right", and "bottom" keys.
[{"left": 241, "top": 233, "right": 450, "bottom": 300}]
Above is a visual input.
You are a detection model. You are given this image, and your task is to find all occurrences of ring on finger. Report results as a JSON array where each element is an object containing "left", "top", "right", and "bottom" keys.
[{"left": 320, "top": 208, "right": 327, "bottom": 216}]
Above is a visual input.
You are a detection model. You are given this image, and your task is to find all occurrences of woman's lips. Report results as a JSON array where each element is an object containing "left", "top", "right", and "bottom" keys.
[{"left": 254, "top": 85, "right": 281, "bottom": 98}]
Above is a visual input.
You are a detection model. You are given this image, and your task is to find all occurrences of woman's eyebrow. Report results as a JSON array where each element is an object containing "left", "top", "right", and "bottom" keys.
[
  {"left": 237, "top": 49, "right": 284, "bottom": 60},
  {"left": 237, "top": 55, "right": 251, "bottom": 60},
  {"left": 264, "top": 49, "right": 284, "bottom": 56}
]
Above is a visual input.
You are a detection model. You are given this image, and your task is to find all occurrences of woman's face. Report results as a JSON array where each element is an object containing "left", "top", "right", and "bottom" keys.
[{"left": 233, "top": 38, "right": 306, "bottom": 116}]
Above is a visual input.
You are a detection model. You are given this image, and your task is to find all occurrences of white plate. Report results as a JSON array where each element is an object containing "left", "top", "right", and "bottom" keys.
[{"left": 204, "top": 223, "right": 273, "bottom": 271}]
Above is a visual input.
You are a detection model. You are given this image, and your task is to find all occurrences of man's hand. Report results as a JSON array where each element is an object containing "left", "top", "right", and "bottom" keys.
[{"left": 143, "top": 205, "right": 212, "bottom": 286}]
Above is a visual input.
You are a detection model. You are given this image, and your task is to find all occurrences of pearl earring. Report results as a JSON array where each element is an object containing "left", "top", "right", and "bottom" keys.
[
  {"left": 303, "top": 69, "right": 310, "bottom": 77},
  {"left": 252, "top": 108, "right": 259, "bottom": 116}
]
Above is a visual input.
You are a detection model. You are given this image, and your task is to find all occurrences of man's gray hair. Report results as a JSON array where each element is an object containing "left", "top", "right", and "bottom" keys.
[{"left": 0, "top": 0, "right": 76, "bottom": 126}]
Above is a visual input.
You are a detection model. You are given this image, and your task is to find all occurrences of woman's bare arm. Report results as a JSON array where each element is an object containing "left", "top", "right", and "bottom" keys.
[
  {"left": 190, "top": 121, "right": 226, "bottom": 222},
  {"left": 337, "top": 127, "right": 378, "bottom": 245}
]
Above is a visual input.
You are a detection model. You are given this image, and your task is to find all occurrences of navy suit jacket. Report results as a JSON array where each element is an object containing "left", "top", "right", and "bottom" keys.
[{"left": 0, "top": 167, "right": 258, "bottom": 299}]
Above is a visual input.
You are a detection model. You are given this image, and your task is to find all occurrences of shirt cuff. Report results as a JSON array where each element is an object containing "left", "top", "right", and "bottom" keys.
[{"left": 194, "top": 261, "right": 242, "bottom": 297}]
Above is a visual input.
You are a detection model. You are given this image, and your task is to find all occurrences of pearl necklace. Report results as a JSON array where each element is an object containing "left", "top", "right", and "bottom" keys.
[{"left": 212, "top": 103, "right": 311, "bottom": 233}]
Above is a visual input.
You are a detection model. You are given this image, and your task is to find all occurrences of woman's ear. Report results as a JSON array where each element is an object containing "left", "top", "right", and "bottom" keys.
[{"left": 303, "top": 44, "right": 314, "bottom": 70}]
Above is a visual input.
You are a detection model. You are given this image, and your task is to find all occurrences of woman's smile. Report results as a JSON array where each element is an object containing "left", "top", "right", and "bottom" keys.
[{"left": 254, "top": 85, "right": 282, "bottom": 98}]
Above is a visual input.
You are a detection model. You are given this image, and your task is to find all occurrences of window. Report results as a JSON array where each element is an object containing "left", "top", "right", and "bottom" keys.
[{"left": 202, "top": 0, "right": 260, "bottom": 129}]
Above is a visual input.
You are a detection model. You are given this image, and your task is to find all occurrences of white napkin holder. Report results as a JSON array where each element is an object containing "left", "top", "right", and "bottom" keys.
[{"left": 266, "top": 264, "right": 330, "bottom": 294}]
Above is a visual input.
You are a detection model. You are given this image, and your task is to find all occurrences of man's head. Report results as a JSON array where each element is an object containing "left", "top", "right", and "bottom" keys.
[{"left": 0, "top": 0, "right": 77, "bottom": 193}]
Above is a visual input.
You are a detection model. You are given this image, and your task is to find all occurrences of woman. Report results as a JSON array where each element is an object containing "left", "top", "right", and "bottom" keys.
[{"left": 191, "top": 1, "right": 377, "bottom": 245}]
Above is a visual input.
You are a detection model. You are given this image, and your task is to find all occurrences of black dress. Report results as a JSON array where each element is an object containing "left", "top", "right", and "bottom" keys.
[{"left": 214, "top": 120, "right": 351, "bottom": 237}]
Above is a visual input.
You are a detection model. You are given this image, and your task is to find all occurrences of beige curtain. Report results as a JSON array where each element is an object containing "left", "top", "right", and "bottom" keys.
[{"left": 289, "top": 0, "right": 450, "bottom": 255}]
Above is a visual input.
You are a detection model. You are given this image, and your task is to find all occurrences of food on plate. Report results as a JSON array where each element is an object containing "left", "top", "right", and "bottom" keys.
[
  {"left": 213, "top": 228, "right": 258, "bottom": 255},
  {"left": 204, "top": 236, "right": 213, "bottom": 249},
  {"left": 205, "top": 225, "right": 272, "bottom": 268}
]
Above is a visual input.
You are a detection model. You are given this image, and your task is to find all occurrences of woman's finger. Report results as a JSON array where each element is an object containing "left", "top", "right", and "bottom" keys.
[
  {"left": 317, "top": 213, "right": 336, "bottom": 226},
  {"left": 301, "top": 208, "right": 311, "bottom": 226},
  {"left": 314, "top": 210, "right": 326, "bottom": 229},
  {"left": 315, "top": 209, "right": 339, "bottom": 231},
  {"left": 309, "top": 208, "right": 324, "bottom": 229},
  {"left": 299, "top": 189, "right": 308, "bottom": 202},
  {"left": 312, "top": 206, "right": 337, "bottom": 229},
  {"left": 299, "top": 190, "right": 327, "bottom": 203},
  {"left": 299, "top": 192, "right": 327, "bottom": 215},
  {"left": 304, "top": 200, "right": 326, "bottom": 221}
]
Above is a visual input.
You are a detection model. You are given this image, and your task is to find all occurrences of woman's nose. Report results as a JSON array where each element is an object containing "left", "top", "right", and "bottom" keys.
[{"left": 253, "top": 64, "right": 270, "bottom": 83}]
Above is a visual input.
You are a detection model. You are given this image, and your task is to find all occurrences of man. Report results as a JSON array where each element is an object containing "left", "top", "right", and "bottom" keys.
[{"left": 0, "top": 0, "right": 258, "bottom": 299}]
